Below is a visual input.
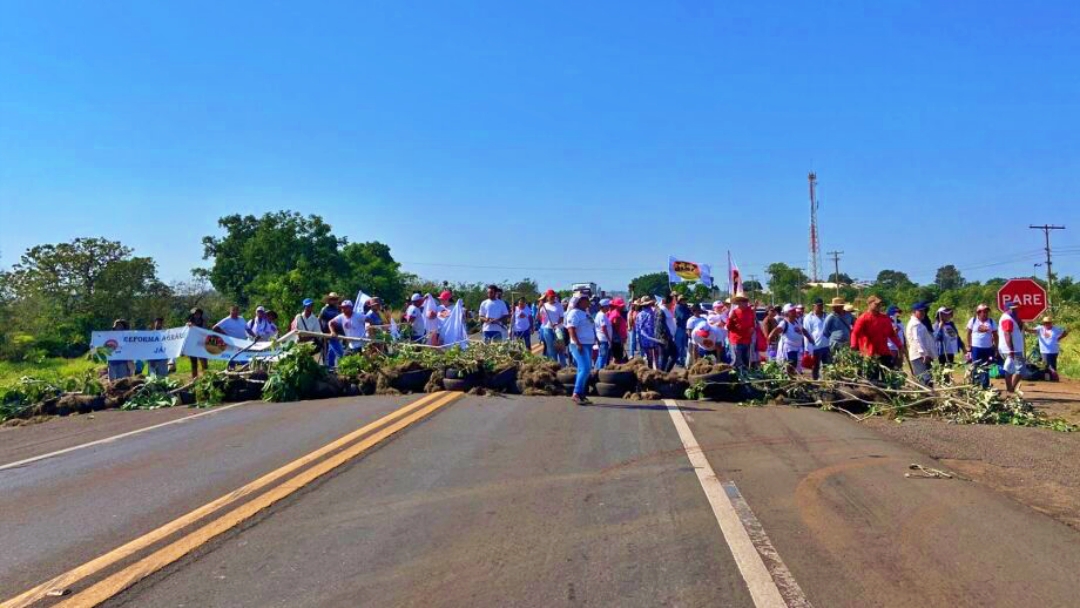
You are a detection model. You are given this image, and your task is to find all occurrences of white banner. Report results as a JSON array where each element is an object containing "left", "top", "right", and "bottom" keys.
[{"left": 90, "top": 326, "right": 282, "bottom": 362}]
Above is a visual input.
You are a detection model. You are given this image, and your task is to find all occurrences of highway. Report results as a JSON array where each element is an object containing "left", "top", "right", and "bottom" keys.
[{"left": 2, "top": 392, "right": 1079, "bottom": 607}]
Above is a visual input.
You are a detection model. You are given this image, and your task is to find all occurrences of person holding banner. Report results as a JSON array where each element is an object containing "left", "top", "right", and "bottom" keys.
[
  {"left": 214, "top": 306, "right": 248, "bottom": 340},
  {"left": 186, "top": 307, "right": 209, "bottom": 378},
  {"left": 329, "top": 300, "right": 369, "bottom": 359},
  {"left": 146, "top": 317, "right": 170, "bottom": 377},
  {"left": 107, "top": 319, "right": 134, "bottom": 380}
]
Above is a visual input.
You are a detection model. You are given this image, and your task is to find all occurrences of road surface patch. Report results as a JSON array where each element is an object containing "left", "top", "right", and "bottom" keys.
[
  {"left": 0, "top": 391, "right": 459, "bottom": 608},
  {"left": 664, "top": 399, "right": 811, "bottom": 608}
]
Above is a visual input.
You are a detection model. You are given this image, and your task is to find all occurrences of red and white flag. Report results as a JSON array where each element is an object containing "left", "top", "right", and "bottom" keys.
[{"left": 728, "top": 252, "right": 743, "bottom": 296}]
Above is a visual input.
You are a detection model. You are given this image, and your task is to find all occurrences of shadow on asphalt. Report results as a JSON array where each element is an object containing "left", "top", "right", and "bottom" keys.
[{"left": 590, "top": 402, "right": 715, "bottom": 412}]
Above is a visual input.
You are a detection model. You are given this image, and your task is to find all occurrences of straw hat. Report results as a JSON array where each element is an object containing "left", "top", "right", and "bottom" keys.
[
  {"left": 638, "top": 295, "right": 656, "bottom": 306},
  {"left": 844, "top": 304, "right": 857, "bottom": 313},
  {"left": 732, "top": 294, "right": 749, "bottom": 303},
  {"left": 323, "top": 292, "right": 342, "bottom": 304},
  {"left": 829, "top": 297, "right": 846, "bottom": 307}
]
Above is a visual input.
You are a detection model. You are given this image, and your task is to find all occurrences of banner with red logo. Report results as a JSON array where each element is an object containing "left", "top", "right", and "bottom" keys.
[{"left": 90, "top": 326, "right": 281, "bottom": 362}]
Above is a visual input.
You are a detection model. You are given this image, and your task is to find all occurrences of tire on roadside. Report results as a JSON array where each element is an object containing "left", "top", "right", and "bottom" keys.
[
  {"left": 594, "top": 382, "right": 626, "bottom": 398},
  {"left": 597, "top": 370, "right": 636, "bottom": 385},
  {"left": 442, "top": 378, "right": 471, "bottom": 392}
]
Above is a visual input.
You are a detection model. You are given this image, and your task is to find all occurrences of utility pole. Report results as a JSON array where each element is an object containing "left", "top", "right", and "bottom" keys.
[
  {"left": 747, "top": 274, "right": 759, "bottom": 302},
  {"left": 1029, "top": 224, "right": 1065, "bottom": 309},
  {"left": 827, "top": 250, "right": 844, "bottom": 296}
]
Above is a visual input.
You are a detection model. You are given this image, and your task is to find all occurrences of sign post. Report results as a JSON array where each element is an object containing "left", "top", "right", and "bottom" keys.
[{"left": 996, "top": 278, "right": 1048, "bottom": 322}]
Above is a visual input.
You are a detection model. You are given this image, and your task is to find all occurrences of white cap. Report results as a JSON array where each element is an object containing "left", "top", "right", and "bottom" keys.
[{"left": 782, "top": 303, "right": 794, "bottom": 313}]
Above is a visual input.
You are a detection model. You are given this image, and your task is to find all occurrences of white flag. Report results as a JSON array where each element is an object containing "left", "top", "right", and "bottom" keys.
[
  {"left": 439, "top": 299, "right": 467, "bottom": 347},
  {"left": 355, "top": 290, "right": 372, "bottom": 311}
]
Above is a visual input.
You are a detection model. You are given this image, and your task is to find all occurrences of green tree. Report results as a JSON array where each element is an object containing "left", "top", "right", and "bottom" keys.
[
  {"left": 765, "top": 263, "right": 809, "bottom": 304},
  {"left": 874, "top": 269, "right": 915, "bottom": 290},
  {"left": 827, "top": 272, "right": 853, "bottom": 284},
  {"left": 934, "top": 265, "right": 966, "bottom": 291},
  {"left": 628, "top": 272, "right": 671, "bottom": 299}
]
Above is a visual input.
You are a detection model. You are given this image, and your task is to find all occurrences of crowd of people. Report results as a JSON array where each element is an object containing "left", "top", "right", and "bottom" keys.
[{"left": 105, "top": 286, "right": 1070, "bottom": 402}]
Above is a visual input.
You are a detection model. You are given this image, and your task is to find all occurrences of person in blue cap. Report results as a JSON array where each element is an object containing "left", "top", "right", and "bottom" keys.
[
  {"left": 886, "top": 304, "right": 905, "bottom": 365},
  {"left": 905, "top": 302, "right": 938, "bottom": 385},
  {"left": 293, "top": 298, "right": 321, "bottom": 344}
]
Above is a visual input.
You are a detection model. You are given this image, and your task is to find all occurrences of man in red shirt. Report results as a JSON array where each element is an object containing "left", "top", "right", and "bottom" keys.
[
  {"left": 850, "top": 295, "right": 903, "bottom": 370},
  {"left": 725, "top": 294, "right": 758, "bottom": 369}
]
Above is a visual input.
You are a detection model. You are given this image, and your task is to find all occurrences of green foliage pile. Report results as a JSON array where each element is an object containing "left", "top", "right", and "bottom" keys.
[
  {"left": 122, "top": 374, "right": 181, "bottom": 410},
  {"left": 262, "top": 342, "right": 327, "bottom": 402}
]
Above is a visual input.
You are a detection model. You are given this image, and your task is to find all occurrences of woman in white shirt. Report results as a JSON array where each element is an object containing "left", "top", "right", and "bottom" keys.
[
  {"left": 565, "top": 295, "right": 596, "bottom": 405},
  {"left": 768, "top": 304, "right": 814, "bottom": 375},
  {"left": 1028, "top": 316, "right": 1069, "bottom": 381},
  {"left": 539, "top": 289, "right": 567, "bottom": 365},
  {"left": 512, "top": 298, "right": 534, "bottom": 350},
  {"left": 594, "top": 299, "right": 614, "bottom": 369}
]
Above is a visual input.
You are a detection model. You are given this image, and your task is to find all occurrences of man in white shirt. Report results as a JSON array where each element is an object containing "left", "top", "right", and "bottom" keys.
[
  {"left": 804, "top": 297, "right": 832, "bottom": 379},
  {"left": 213, "top": 306, "right": 248, "bottom": 340},
  {"left": 329, "top": 300, "right": 369, "bottom": 355},
  {"left": 998, "top": 302, "right": 1026, "bottom": 394},
  {"left": 707, "top": 301, "right": 730, "bottom": 363},
  {"left": 479, "top": 285, "right": 510, "bottom": 342},
  {"left": 1029, "top": 315, "right": 1069, "bottom": 381},
  {"left": 246, "top": 306, "right": 277, "bottom": 340},
  {"left": 594, "top": 299, "right": 614, "bottom": 369},
  {"left": 405, "top": 294, "right": 426, "bottom": 342},
  {"left": 293, "top": 298, "right": 321, "bottom": 344},
  {"left": 906, "top": 302, "right": 938, "bottom": 386}
]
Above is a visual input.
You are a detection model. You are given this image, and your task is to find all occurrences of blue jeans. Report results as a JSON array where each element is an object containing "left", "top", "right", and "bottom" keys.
[
  {"left": 483, "top": 330, "right": 504, "bottom": 343},
  {"left": 596, "top": 342, "right": 610, "bottom": 369},
  {"left": 812, "top": 347, "right": 831, "bottom": 380},
  {"left": 628, "top": 330, "right": 639, "bottom": 358},
  {"left": 326, "top": 338, "right": 344, "bottom": 368},
  {"left": 675, "top": 328, "right": 688, "bottom": 366},
  {"left": 733, "top": 344, "right": 753, "bottom": 369},
  {"left": 514, "top": 330, "right": 532, "bottom": 350},
  {"left": 971, "top": 346, "right": 995, "bottom": 388},
  {"left": 571, "top": 343, "right": 593, "bottom": 397},
  {"left": 540, "top": 327, "right": 567, "bottom": 365}
]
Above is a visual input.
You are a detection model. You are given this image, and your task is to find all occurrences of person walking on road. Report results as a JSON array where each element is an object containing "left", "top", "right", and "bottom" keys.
[
  {"left": 769, "top": 304, "right": 814, "bottom": 375},
  {"left": 479, "top": 285, "right": 510, "bottom": 342},
  {"left": 998, "top": 302, "right": 1026, "bottom": 394},
  {"left": 539, "top": 289, "right": 567, "bottom": 365},
  {"left": 804, "top": 298, "right": 832, "bottom": 379},
  {"left": 1030, "top": 316, "right": 1069, "bottom": 381},
  {"left": 726, "top": 295, "right": 758, "bottom": 370},
  {"left": 609, "top": 297, "right": 628, "bottom": 364},
  {"left": 594, "top": 298, "right": 614, "bottom": 369},
  {"left": 966, "top": 304, "right": 998, "bottom": 388},
  {"left": 636, "top": 296, "right": 659, "bottom": 368},
  {"left": 906, "top": 302, "right": 938, "bottom": 386},
  {"left": 565, "top": 295, "right": 596, "bottom": 405},
  {"left": 186, "top": 307, "right": 209, "bottom": 378},
  {"left": 512, "top": 298, "right": 534, "bottom": 349},
  {"left": 821, "top": 297, "right": 853, "bottom": 353},
  {"left": 850, "top": 295, "right": 903, "bottom": 371},
  {"left": 933, "top": 307, "right": 965, "bottom": 365}
]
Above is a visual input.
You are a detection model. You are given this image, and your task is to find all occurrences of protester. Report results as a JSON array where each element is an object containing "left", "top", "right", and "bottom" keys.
[
  {"left": 821, "top": 298, "right": 853, "bottom": 352},
  {"left": 539, "top": 290, "right": 567, "bottom": 365},
  {"left": 933, "top": 307, "right": 965, "bottom": 365},
  {"left": 726, "top": 295, "right": 758, "bottom": 369},
  {"left": 107, "top": 319, "right": 133, "bottom": 380},
  {"left": 145, "top": 317, "right": 169, "bottom": 377},
  {"left": 437, "top": 291, "right": 454, "bottom": 320},
  {"left": 886, "top": 305, "right": 905, "bottom": 367},
  {"left": 512, "top": 298, "right": 534, "bottom": 349},
  {"left": 1030, "top": 316, "right": 1069, "bottom": 381},
  {"left": 707, "top": 300, "right": 731, "bottom": 364},
  {"left": 628, "top": 300, "right": 640, "bottom": 359},
  {"left": 319, "top": 293, "right": 343, "bottom": 367},
  {"left": 674, "top": 295, "right": 691, "bottom": 367},
  {"left": 594, "top": 298, "right": 613, "bottom": 369},
  {"left": 329, "top": 300, "right": 368, "bottom": 357},
  {"left": 763, "top": 305, "right": 782, "bottom": 361},
  {"left": 405, "top": 294, "right": 427, "bottom": 342},
  {"left": 244, "top": 306, "right": 277, "bottom": 340},
  {"left": 213, "top": 305, "right": 248, "bottom": 340},
  {"left": 804, "top": 298, "right": 831, "bottom": 379},
  {"left": 850, "top": 296, "right": 903, "bottom": 370},
  {"left": 609, "top": 297, "right": 628, "bottom": 363},
  {"left": 685, "top": 304, "right": 707, "bottom": 365},
  {"left": 656, "top": 295, "right": 679, "bottom": 372},
  {"left": 906, "top": 302, "right": 938, "bottom": 385},
  {"left": 479, "top": 285, "right": 510, "bottom": 342},
  {"left": 636, "top": 296, "right": 659, "bottom": 368},
  {"left": 998, "top": 302, "right": 1026, "bottom": 394},
  {"left": 565, "top": 295, "right": 596, "bottom": 405},
  {"left": 186, "top": 307, "right": 209, "bottom": 378},
  {"left": 365, "top": 298, "right": 386, "bottom": 327},
  {"left": 966, "top": 304, "right": 998, "bottom": 388},
  {"left": 770, "top": 304, "right": 814, "bottom": 375}
]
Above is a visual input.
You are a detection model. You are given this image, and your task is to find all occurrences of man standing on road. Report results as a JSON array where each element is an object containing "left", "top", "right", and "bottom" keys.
[
  {"left": 674, "top": 294, "right": 691, "bottom": 367},
  {"left": 405, "top": 294, "right": 427, "bottom": 343},
  {"left": 329, "top": 300, "right": 369, "bottom": 357},
  {"left": 479, "top": 285, "right": 510, "bottom": 342},
  {"left": 213, "top": 305, "right": 248, "bottom": 340},
  {"left": 851, "top": 295, "right": 903, "bottom": 370},
  {"left": 1030, "top": 316, "right": 1069, "bottom": 381},
  {"left": 565, "top": 295, "right": 596, "bottom": 405},
  {"left": 998, "top": 302, "right": 1026, "bottom": 394},
  {"left": 821, "top": 297, "right": 853, "bottom": 353},
  {"left": 146, "top": 317, "right": 170, "bottom": 377},
  {"left": 966, "top": 304, "right": 998, "bottom": 388},
  {"left": 906, "top": 302, "right": 938, "bottom": 386},
  {"left": 186, "top": 307, "right": 209, "bottom": 378},
  {"left": 319, "top": 293, "right": 343, "bottom": 367},
  {"left": 594, "top": 298, "right": 613, "bottom": 369},
  {"left": 726, "top": 294, "right": 758, "bottom": 370},
  {"left": 804, "top": 298, "right": 831, "bottom": 379}
]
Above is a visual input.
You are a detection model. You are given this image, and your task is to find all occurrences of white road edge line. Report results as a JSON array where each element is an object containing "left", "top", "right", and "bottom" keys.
[
  {"left": 664, "top": 399, "right": 812, "bottom": 608},
  {"left": 0, "top": 401, "right": 255, "bottom": 472}
]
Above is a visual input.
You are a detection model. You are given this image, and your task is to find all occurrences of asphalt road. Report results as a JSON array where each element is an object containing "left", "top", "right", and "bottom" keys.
[{"left": 3, "top": 393, "right": 1080, "bottom": 607}]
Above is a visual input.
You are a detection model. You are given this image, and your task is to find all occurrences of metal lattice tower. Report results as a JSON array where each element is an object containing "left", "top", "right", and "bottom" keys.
[{"left": 808, "top": 172, "right": 822, "bottom": 283}]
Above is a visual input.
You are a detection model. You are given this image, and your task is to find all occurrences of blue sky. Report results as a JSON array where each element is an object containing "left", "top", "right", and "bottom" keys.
[{"left": 2, "top": 1, "right": 1078, "bottom": 292}]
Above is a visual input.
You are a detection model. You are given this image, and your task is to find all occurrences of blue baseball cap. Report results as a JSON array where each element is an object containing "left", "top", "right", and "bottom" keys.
[
  {"left": 302, "top": 298, "right": 314, "bottom": 307},
  {"left": 911, "top": 301, "right": 929, "bottom": 312},
  {"left": 599, "top": 298, "right": 612, "bottom": 307},
  {"left": 886, "top": 305, "right": 900, "bottom": 315}
]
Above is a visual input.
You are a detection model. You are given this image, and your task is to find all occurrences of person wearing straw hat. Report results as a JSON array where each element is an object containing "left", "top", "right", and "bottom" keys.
[
  {"left": 726, "top": 294, "right": 757, "bottom": 369},
  {"left": 966, "top": 304, "right": 998, "bottom": 388},
  {"left": 1028, "top": 315, "right": 1068, "bottom": 382},
  {"left": 636, "top": 295, "right": 660, "bottom": 368},
  {"left": 565, "top": 294, "right": 596, "bottom": 405},
  {"left": 319, "top": 292, "right": 343, "bottom": 367}
]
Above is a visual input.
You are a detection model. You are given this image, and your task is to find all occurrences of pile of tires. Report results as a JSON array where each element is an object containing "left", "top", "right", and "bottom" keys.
[
  {"left": 442, "top": 367, "right": 481, "bottom": 392},
  {"left": 595, "top": 369, "right": 636, "bottom": 398},
  {"left": 687, "top": 370, "right": 739, "bottom": 401}
]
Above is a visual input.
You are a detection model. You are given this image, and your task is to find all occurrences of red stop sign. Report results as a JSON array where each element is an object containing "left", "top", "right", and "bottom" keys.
[{"left": 997, "top": 278, "right": 1047, "bottom": 322}]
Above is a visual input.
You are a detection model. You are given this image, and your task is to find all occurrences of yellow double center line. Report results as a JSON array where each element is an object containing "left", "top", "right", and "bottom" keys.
[{"left": 3, "top": 391, "right": 463, "bottom": 608}]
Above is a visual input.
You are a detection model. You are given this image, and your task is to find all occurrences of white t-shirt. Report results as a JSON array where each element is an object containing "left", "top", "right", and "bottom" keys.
[
  {"left": 888, "top": 318, "right": 905, "bottom": 352},
  {"left": 405, "top": 304, "right": 425, "bottom": 337},
  {"left": 215, "top": 316, "right": 248, "bottom": 339},
  {"left": 935, "top": 322, "right": 961, "bottom": 355},
  {"left": 479, "top": 299, "right": 510, "bottom": 334},
  {"left": 966, "top": 316, "right": 996, "bottom": 349},
  {"left": 804, "top": 312, "right": 830, "bottom": 350},
  {"left": 707, "top": 311, "right": 729, "bottom": 344},
  {"left": 331, "top": 312, "right": 368, "bottom": 340},
  {"left": 513, "top": 307, "right": 533, "bottom": 332},
  {"left": 777, "top": 318, "right": 805, "bottom": 353},
  {"left": 565, "top": 308, "right": 597, "bottom": 345},
  {"left": 594, "top": 310, "right": 613, "bottom": 343},
  {"left": 1038, "top": 326, "right": 1065, "bottom": 354},
  {"left": 691, "top": 323, "right": 722, "bottom": 350},
  {"left": 998, "top": 313, "right": 1025, "bottom": 357},
  {"left": 541, "top": 302, "right": 564, "bottom": 329},
  {"left": 687, "top": 316, "right": 706, "bottom": 333}
]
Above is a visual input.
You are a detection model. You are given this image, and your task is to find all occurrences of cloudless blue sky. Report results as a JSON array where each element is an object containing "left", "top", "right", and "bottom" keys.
[{"left": 2, "top": 1, "right": 1078, "bottom": 292}]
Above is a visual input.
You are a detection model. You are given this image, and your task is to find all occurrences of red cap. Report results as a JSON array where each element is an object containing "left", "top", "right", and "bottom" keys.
[
  {"left": 612, "top": 297, "right": 625, "bottom": 307},
  {"left": 439, "top": 290, "right": 452, "bottom": 301},
  {"left": 544, "top": 289, "right": 557, "bottom": 297}
]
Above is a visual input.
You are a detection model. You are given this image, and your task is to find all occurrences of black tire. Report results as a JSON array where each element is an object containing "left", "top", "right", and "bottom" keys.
[
  {"left": 442, "top": 378, "right": 471, "bottom": 392},
  {"left": 688, "top": 371, "right": 736, "bottom": 386},
  {"left": 598, "top": 370, "right": 636, "bottom": 385},
  {"left": 594, "top": 382, "right": 626, "bottom": 398},
  {"left": 393, "top": 369, "right": 434, "bottom": 393},
  {"left": 561, "top": 383, "right": 577, "bottom": 395},
  {"left": 486, "top": 367, "right": 519, "bottom": 392},
  {"left": 556, "top": 369, "right": 578, "bottom": 385}
]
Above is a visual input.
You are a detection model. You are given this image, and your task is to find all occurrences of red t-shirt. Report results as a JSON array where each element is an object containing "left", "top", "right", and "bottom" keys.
[
  {"left": 851, "top": 311, "right": 901, "bottom": 357},
  {"left": 726, "top": 306, "right": 758, "bottom": 345}
]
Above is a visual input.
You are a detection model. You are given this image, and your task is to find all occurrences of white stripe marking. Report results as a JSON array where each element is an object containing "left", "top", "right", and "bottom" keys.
[
  {"left": 664, "top": 399, "right": 812, "bottom": 608},
  {"left": 0, "top": 401, "right": 254, "bottom": 472}
]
